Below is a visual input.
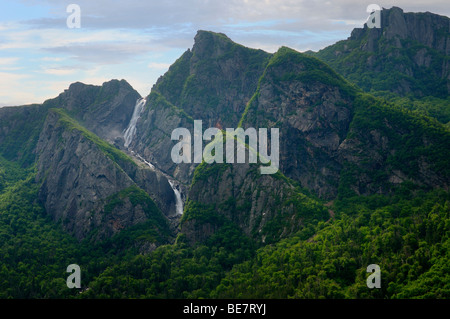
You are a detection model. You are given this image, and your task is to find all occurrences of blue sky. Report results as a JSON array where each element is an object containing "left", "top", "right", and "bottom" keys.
[{"left": 0, "top": 0, "right": 449, "bottom": 106}]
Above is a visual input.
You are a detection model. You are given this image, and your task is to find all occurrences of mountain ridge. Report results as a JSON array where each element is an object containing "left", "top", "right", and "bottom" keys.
[
  {"left": 0, "top": 8, "right": 449, "bottom": 299},
  {"left": 309, "top": 6, "right": 450, "bottom": 98}
]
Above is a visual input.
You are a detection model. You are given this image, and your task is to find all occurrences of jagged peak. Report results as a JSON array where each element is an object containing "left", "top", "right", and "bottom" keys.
[
  {"left": 58, "top": 79, "right": 139, "bottom": 107},
  {"left": 191, "top": 30, "right": 237, "bottom": 58},
  {"left": 194, "top": 30, "right": 233, "bottom": 43},
  {"left": 66, "top": 79, "right": 132, "bottom": 92}
]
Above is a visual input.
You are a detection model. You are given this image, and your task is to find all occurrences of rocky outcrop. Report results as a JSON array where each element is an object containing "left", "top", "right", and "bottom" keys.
[
  {"left": 314, "top": 6, "right": 450, "bottom": 97},
  {"left": 44, "top": 79, "right": 141, "bottom": 143},
  {"left": 350, "top": 6, "right": 450, "bottom": 57},
  {"left": 181, "top": 163, "right": 328, "bottom": 244},
  {"left": 130, "top": 31, "right": 271, "bottom": 183},
  {"left": 152, "top": 30, "right": 271, "bottom": 128},
  {"left": 241, "top": 46, "right": 449, "bottom": 198},
  {"left": 241, "top": 47, "right": 356, "bottom": 199},
  {"left": 35, "top": 109, "right": 176, "bottom": 241}
]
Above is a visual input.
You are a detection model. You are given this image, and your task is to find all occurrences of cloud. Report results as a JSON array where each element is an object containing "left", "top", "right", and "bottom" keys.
[
  {"left": 41, "top": 68, "right": 77, "bottom": 76},
  {"left": 44, "top": 42, "right": 153, "bottom": 64},
  {"left": 0, "top": 57, "right": 19, "bottom": 65},
  {"left": 1, "top": 0, "right": 448, "bottom": 107},
  {"left": 0, "top": 72, "right": 35, "bottom": 106}
]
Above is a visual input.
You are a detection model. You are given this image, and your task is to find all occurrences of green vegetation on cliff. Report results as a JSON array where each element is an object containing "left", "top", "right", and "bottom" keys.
[{"left": 0, "top": 21, "right": 449, "bottom": 300}]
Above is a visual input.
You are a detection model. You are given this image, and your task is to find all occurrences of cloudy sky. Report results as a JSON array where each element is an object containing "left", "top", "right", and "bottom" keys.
[{"left": 0, "top": 0, "right": 448, "bottom": 107}]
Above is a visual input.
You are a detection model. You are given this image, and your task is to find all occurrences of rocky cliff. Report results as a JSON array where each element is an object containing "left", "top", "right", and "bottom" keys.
[
  {"left": 130, "top": 31, "right": 271, "bottom": 183},
  {"left": 181, "top": 162, "right": 328, "bottom": 244},
  {"left": 44, "top": 79, "right": 141, "bottom": 143},
  {"left": 312, "top": 7, "right": 450, "bottom": 97},
  {"left": 178, "top": 42, "right": 449, "bottom": 243},
  {"left": 1, "top": 24, "right": 448, "bottom": 249},
  {"left": 35, "top": 109, "right": 176, "bottom": 242},
  {"left": 240, "top": 47, "right": 356, "bottom": 199}
]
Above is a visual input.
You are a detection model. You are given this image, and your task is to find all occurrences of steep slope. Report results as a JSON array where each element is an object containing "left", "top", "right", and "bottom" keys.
[
  {"left": 181, "top": 162, "right": 328, "bottom": 245},
  {"left": 337, "top": 93, "right": 449, "bottom": 197},
  {"left": 123, "top": 30, "right": 450, "bottom": 248},
  {"left": 151, "top": 30, "right": 271, "bottom": 128},
  {"left": 310, "top": 7, "right": 450, "bottom": 98},
  {"left": 240, "top": 46, "right": 449, "bottom": 199},
  {"left": 0, "top": 103, "right": 49, "bottom": 166},
  {"left": 212, "top": 189, "right": 450, "bottom": 299},
  {"left": 179, "top": 44, "right": 449, "bottom": 247},
  {"left": 0, "top": 79, "right": 140, "bottom": 166},
  {"left": 35, "top": 108, "right": 176, "bottom": 242},
  {"left": 240, "top": 47, "right": 357, "bottom": 199},
  {"left": 130, "top": 31, "right": 271, "bottom": 183},
  {"left": 44, "top": 79, "right": 141, "bottom": 143}
]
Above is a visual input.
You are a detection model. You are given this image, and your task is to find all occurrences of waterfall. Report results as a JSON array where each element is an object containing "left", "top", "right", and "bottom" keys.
[
  {"left": 123, "top": 98, "right": 146, "bottom": 148},
  {"left": 136, "top": 153, "right": 155, "bottom": 170},
  {"left": 135, "top": 154, "right": 184, "bottom": 216},
  {"left": 168, "top": 180, "right": 184, "bottom": 216},
  {"left": 124, "top": 99, "right": 184, "bottom": 215}
]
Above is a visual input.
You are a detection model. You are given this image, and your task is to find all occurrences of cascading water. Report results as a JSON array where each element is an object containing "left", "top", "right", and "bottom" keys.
[
  {"left": 123, "top": 98, "right": 146, "bottom": 148},
  {"left": 168, "top": 180, "right": 184, "bottom": 216},
  {"left": 124, "top": 100, "right": 184, "bottom": 215},
  {"left": 138, "top": 154, "right": 184, "bottom": 216}
]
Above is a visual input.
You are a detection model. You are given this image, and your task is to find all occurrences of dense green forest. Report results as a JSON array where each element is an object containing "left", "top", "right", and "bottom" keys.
[
  {"left": 1, "top": 151, "right": 448, "bottom": 298},
  {"left": 72, "top": 188, "right": 449, "bottom": 299},
  {"left": 0, "top": 71, "right": 449, "bottom": 300},
  {"left": 0, "top": 17, "right": 449, "bottom": 300}
]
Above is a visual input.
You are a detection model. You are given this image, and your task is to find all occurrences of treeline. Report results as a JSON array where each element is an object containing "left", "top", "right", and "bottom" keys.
[
  {"left": 212, "top": 189, "right": 449, "bottom": 298},
  {"left": 0, "top": 175, "right": 80, "bottom": 298},
  {"left": 0, "top": 154, "right": 448, "bottom": 299},
  {"left": 78, "top": 189, "right": 449, "bottom": 299}
]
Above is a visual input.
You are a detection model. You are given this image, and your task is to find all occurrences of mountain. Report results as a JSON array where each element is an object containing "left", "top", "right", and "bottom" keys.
[
  {"left": 0, "top": 79, "right": 181, "bottom": 244},
  {"left": 242, "top": 46, "right": 449, "bottom": 198},
  {"left": 310, "top": 6, "right": 450, "bottom": 98},
  {"left": 174, "top": 35, "right": 448, "bottom": 246},
  {"left": 0, "top": 8, "right": 449, "bottom": 299},
  {"left": 43, "top": 79, "right": 141, "bottom": 144},
  {"left": 35, "top": 108, "right": 176, "bottom": 241},
  {"left": 308, "top": 6, "right": 450, "bottom": 126},
  {"left": 129, "top": 31, "right": 271, "bottom": 183},
  {"left": 0, "top": 79, "right": 139, "bottom": 166}
]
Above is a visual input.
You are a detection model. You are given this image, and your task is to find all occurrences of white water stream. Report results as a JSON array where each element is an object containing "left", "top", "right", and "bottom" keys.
[
  {"left": 123, "top": 98, "right": 146, "bottom": 148},
  {"left": 124, "top": 98, "right": 184, "bottom": 216},
  {"left": 168, "top": 179, "right": 184, "bottom": 216}
]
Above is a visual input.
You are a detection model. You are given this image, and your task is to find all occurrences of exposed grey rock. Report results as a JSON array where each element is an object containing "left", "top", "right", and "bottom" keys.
[
  {"left": 34, "top": 110, "right": 176, "bottom": 241},
  {"left": 44, "top": 79, "right": 141, "bottom": 143},
  {"left": 182, "top": 163, "right": 326, "bottom": 244},
  {"left": 130, "top": 31, "right": 271, "bottom": 183}
]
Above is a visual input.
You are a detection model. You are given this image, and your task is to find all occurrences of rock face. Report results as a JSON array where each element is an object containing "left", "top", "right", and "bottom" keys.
[
  {"left": 130, "top": 31, "right": 271, "bottom": 183},
  {"left": 176, "top": 33, "right": 449, "bottom": 244},
  {"left": 152, "top": 31, "right": 271, "bottom": 128},
  {"left": 313, "top": 6, "right": 450, "bottom": 97},
  {"left": 35, "top": 109, "right": 176, "bottom": 241},
  {"left": 44, "top": 79, "right": 141, "bottom": 143},
  {"left": 181, "top": 163, "right": 328, "bottom": 244},
  {"left": 1, "top": 22, "right": 449, "bottom": 248},
  {"left": 241, "top": 47, "right": 356, "bottom": 199},
  {"left": 0, "top": 79, "right": 181, "bottom": 244},
  {"left": 241, "top": 46, "right": 449, "bottom": 199}
]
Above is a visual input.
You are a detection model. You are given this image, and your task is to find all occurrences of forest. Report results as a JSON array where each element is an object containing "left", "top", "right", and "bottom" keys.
[{"left": 0, "top": 151, "right": 448, "bottom": 298}]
